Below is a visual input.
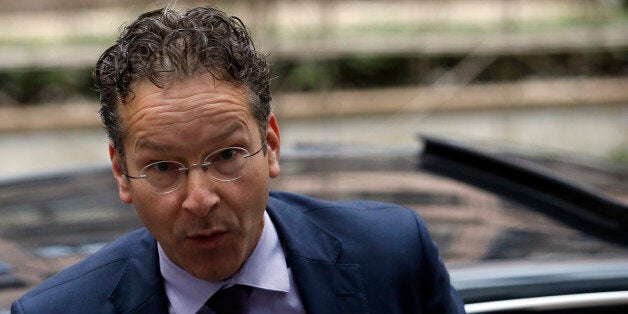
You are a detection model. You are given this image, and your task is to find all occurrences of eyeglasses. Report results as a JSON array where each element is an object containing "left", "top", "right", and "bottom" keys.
[{"left": 122, "top": 146, "right": 263, "bottom": 194}]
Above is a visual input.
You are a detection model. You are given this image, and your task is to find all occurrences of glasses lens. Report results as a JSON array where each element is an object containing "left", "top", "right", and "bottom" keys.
[
  {"left": 140, "top": 161, "right": 184, "bottom": 193},
  {"left": 204, "top": 147, "right": 249, "bottom": 181}
]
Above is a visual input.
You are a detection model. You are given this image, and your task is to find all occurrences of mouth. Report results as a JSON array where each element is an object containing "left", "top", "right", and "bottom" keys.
[{"left": 186, "top": 230, "right": 229, "bottom": 249}]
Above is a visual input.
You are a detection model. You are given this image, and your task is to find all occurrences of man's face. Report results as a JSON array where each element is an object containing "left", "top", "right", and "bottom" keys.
[{"left": 109, "top": 74, "right": 280, "bottom": 281}]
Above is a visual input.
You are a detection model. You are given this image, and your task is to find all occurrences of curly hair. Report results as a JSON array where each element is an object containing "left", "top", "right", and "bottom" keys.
[{"left": 93, "top": 6, "right": 272, "bottom": 155}]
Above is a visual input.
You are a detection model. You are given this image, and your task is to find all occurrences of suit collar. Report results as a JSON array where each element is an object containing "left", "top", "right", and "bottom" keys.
[
  {"left": 109, "top": 229, "right": 169, "bottom": 314},
  {"left": 267, "top": 193, "right": 369, "bottom": 314}
]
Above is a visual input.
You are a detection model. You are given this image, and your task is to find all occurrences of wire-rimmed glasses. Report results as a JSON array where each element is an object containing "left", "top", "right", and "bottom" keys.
[{"left": 122, "top": 146, "right": 263, "bottom": 194}]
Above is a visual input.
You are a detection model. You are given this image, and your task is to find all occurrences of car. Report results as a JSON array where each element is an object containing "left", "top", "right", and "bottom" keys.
[
  {"left": 1, "top": 136, "right": 627, "bottom": 313},
  {"left": 420, "top": 135, "right": 628, "bottom": 313}
]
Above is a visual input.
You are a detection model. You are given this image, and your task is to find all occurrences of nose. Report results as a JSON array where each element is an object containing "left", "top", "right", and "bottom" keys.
[{"left": 181, "top": 166, "right": 220, "bottom": 217}]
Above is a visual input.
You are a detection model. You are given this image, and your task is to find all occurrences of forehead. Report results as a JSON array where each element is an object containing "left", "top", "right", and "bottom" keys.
[
  {"left": 121, "top": 74, "right": 254, "bottom": 121},
  {"left": 119, "top": 75, "right": 256, "bottom": 149},
  {"left": 124, "top": 74, "right": 251, "bottom": 108}
]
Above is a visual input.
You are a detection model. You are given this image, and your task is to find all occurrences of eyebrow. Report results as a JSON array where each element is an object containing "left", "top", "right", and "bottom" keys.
[
  {"left": 213, "top": 122, "right": 248, "bottom": 144},
  {"left": 135, "top": 139, "right": 171, "bottom": 153},
  {"left": 134, "top": 122, "right": 248, "bottom": 153}
]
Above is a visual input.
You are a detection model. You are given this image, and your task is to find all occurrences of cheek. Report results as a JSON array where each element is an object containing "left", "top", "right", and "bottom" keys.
[
  {"left": 223, "top": 172, "right": 268, "bottom": 220},
  {"left": 238, "top": 178, "right": 269, "bottom": 220},
  {"left": 132, "top": 191, "right": 180, "bottom": 233},
  {"left": 239, "top": 167, "right": 270, "bottom": 205}
]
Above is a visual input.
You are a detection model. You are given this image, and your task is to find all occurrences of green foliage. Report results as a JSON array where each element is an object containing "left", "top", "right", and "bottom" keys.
[
  {"left": 610, "top": 146, "right": 628, "bottom": 164},
  {"left": 337, "top": 55, "right": 412, "bottom": 88},
  {"left": 1, "top": 49, "right": 626, "bottom": 104},
  {"left": 0, "top": 69, "right": 95, "bottom": 105},
  {"left": 283, "top": 61, "right": 334, "bottom": 91}
]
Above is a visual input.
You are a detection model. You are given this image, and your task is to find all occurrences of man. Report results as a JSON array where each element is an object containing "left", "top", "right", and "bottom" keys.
[{"left": 12, "top": 5, "right": 464, "bottom": 314}]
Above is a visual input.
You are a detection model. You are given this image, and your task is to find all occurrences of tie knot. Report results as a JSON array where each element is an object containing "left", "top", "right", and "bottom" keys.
[{"left": 206, "top": 284, "right": 252, "bottom": 314}]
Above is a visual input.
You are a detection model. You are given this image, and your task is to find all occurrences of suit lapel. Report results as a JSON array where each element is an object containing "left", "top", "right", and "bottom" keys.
[
  {"left": 108, "top": 230, "right": 169, "bottom": 314},
  {"left": 268, "top": 197, "right": 369, "bottom": 314}
]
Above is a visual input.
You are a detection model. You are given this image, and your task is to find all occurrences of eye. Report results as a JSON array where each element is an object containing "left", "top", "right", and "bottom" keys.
[
  {"left": 219, "top": 148, "right": 237, "bottom": 161},
  {"left": 140, "top": 161, "right": 183, "bottom": 179},
  {"left": 153, "top": 161, "right": 176, "bottom": 172},
  {"left": 205, "top": 147, "right": 247, "bottom": 165}
]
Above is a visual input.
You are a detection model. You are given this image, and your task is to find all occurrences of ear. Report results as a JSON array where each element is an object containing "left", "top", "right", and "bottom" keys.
[
  {"left": 266, "top": 114, "right": 281, "bottom": 178},
  {"left": 109, "top": 142, "right": 133, "bottom": 204}
]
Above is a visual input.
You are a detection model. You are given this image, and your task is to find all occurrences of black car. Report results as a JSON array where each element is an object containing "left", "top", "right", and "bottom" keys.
[
  {"left": 1, "top": 136, "right": 627, "bottom": 313},
  {"left": 420, "top": 135, "right": 628, "bottom": 313}
]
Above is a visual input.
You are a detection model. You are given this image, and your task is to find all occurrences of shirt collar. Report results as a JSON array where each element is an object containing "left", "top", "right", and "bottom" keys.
[
  {"left": 158, "top": 211, "right": 290, "bottom": 314},
  {"left": 228, "top": 211, "right": 290, "bottom": 292}
]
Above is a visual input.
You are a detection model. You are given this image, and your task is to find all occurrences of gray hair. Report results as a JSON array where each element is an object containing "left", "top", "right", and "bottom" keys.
[{"left": 93, "top": 6, "right": 272, "bottom": 155}]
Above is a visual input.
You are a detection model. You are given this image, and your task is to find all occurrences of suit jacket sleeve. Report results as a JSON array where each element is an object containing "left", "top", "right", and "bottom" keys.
[{"left": 414, "top": 212, "right": 466, "bottom": 313}]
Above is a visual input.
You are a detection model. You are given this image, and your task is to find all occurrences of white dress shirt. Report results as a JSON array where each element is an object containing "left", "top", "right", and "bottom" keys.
[{"left": 158, "top": 211, "right": 306, "bottom": 314}]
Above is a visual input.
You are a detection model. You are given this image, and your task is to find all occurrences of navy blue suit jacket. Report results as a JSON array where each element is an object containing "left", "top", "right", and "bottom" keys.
[{"left": 12, "top": 191, "right": 465, "bottom": 313}]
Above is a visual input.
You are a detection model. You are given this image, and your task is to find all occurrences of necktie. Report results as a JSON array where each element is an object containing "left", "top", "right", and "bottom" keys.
[{"left": 206, "top": 284, "right": 252, "bottom": 314}]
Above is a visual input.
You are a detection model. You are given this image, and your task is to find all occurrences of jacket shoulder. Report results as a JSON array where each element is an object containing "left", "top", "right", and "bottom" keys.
[
  {"left": 267, "top": 190, "right": 427, "bottom": 259},
  {"left": 268, "top": 190, "right": 423, "bottom": 231},
  {"left": 12, "top": 229, "right": 155, "bottom": 313},
  {"left": 268, "top": 190, "right": 415, "bottom": 213}
]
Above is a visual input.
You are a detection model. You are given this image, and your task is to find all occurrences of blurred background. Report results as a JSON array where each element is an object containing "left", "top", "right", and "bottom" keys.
[
  {"left": 0, "top": 0, "right": 627, "bottom": 179},
  {"left": 1, "top": 0, "right": 628, "bottom": 311}
]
